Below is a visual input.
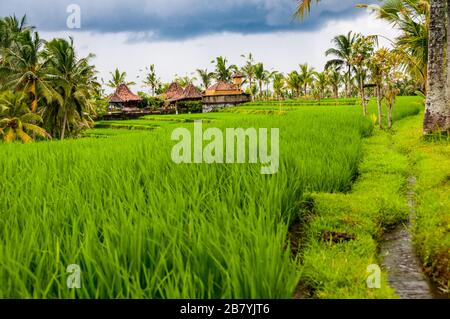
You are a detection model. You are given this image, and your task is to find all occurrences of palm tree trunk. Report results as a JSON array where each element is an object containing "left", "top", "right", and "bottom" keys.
[
  {"left": 447, "top": 0, "right": 450, "bottom": 109},
  {"left": 377, "top": 85, "right": 383, "bottom": 128},
  {"left": 424, "top": 0, "right": 448, "bottom": 134},
  {"left": 61, "top": 110, "right": 68, "bottom": 140},
  {"left": 31, "top": 81, "right": 37, "bottom": 112},
  {"left": 347, "top": 65, "right": 351, "bottom": 98},
  {"left": 388, "top": 104, "right": 393, "bottom": 129}
]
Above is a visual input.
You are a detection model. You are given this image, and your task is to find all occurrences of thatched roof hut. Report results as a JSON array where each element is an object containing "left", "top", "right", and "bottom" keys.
[
  {"left": 164, "top": 82, "right": 185, "bottom": 100},
  {"left": 109, "top": 83, "right": 142, "bottom": 103}
]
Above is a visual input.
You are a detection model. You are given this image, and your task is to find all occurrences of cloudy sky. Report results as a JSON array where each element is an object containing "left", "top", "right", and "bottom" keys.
[{"left": 1, "top": 0, "right": 398, "bottom": 93}]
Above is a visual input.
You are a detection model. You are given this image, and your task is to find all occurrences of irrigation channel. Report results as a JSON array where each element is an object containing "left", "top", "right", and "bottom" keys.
[{"left": 380, "top": 176, "right": 447, "bottom": 299}]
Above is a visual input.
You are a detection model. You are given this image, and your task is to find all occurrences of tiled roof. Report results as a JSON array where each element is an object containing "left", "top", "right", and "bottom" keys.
[
  {"left": 207, "top": 81, "right": 238, "bottom": 91},
  {"left": 166, "top": 82, "right": 185, "bottom": 100},
  {"left": 181, "top": 83, "right": 202, "bottom": 99},
  {"left": 109, "top": 84, "right": 142, "bottom": 102}
]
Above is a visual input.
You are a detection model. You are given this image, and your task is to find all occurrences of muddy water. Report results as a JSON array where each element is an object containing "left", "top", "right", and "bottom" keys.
[{"left": 380, "top": 176, "right": 445, "bottom": 299}]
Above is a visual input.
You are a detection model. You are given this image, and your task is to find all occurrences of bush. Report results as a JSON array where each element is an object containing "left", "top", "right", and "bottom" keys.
[
  {"left": 176, "top": 101, "right": 203, "bottom": 113},
  {"left": 138, "top": 92, "right": 164, "bottom": 109}
]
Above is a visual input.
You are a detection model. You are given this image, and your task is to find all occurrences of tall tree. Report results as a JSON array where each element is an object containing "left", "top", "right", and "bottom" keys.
[
  {"left": 211, "top": 56, "right": 237, "bottom": 82},
  {"left": 326, "top": 68, "right": 341, "bottom": 99},
  {"left": 325, "top": 32, "right": 358, "bottom": 98},
  {"left": 107, "top": 68, "right": 135, "bottom": 89},
  {"left": 44, "top": 38, "right": 97, "bottom": 140},
  {"left": 314, "top": 71, "right": 328, "bottom": 100},
  {"left": 1, "top": 30, "right": 56, "bottom": 112},
  {"left": 196, "top": 68, "right": 214, "bottom": 90},
  {"left": 286, "top": 71, "right": 302, "bottom": 97},
  {"left": 299, "top": 63, "right": 315, "bottom": 96},
  {"left": 368, "top": 48, "right": 391, "bottom": 128},
  {"left": 142, "top": 64, "right": 160, "bottom": 96},
  {"left": 360, "top": 0, "right": 429, "bottom": 93},
  {"left": 295, "top": 0, "right": 321, "bottom": 19},
  {"left": 272, "top": 73, "right": 285, "bottom": 100},
  {"left": 254, "top": 63, "right": 268, "bottom": 98},
  {"left": 423, "top": 0, "right": 448, "bottom": 133},
  {"left": 241, "top": 53, "right": 255, "bottom": 91},
  {"left": 350, "top": 35, "right": 375, "bottom": 116}
]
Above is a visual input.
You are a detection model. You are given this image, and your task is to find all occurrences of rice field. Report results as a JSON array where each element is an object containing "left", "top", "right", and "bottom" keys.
[{"left": 0, "top": 97, "right": 422, "bottom": 298}]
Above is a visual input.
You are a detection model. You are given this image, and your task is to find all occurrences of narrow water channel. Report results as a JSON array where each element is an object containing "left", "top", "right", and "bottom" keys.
[{"left": 380, "top": 176, "right": 446, "bottom": 299}]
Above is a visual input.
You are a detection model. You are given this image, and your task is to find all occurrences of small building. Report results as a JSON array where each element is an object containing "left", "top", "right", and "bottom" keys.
[
  {"left": 168, "top": 83, "right": 202, "bottom": 104},
  {"left": 202, "top": 77, "right": 251, "bottom": 113},
  {"left": 108, "top": 83, "right": 142, "bottom": 112},
  {"left": 163, "top": 82, "right": 185, "bottom": 101}
]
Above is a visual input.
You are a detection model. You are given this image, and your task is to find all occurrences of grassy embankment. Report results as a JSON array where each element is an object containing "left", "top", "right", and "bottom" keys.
[{"left": 297, "top": 97, "right": 449, "bottom": 298}]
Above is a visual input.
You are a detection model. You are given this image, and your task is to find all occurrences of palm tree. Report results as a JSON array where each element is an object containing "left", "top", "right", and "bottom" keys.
[
  {"left": 254, "top": 63, "right": 268, "bottom": 98},
  {"left": 360, "top": 0, "right": 429, "bottom": 93},
  {"left": 241, "top": 53, "right": 255, "bottom": 90},
  {"left": 196, "top": 68, "right": 214, "bottom": 90},
  {"left": 43, "top": 38, "right": 97, "bottom": 140},
  {"left": 368, "top": 48, "right": 391, "bottom": 128},
  {"left": 314, "top": 71, "right": 328, "bottom": 100},
  {"left": 0, "top": 91, "right": 50, "bottom": 143},
  {"left": 299, "top": 63, "right": 315, "bottom": 96},
  {"left": 107, "top": 68, "right": 135, "bottom": 89},
  {"left": 142, "top": 64, "right": 160, "bottom": 96},
  {"left": 1, "top": 30, "right": 56, "bottom": 112},
  {"left": 272, "top": 73, "right": 285, "bottom": 100},
  {"left": 423, "top": 0, "right": 448, "bottom": 133},
  {"left": 351, "top": 35, "right": 375, "bottom": 116},
  {"left": 0, "top": 15, "right": 33, "bottom": 54},
  {"left": 326, "top": 68, "right": 341, "bottom": 99},
  {"left": 211, "top": 56, "right": 237, "bottom": 82},
  {"left": 325, "top": 32, "right": 358, "bottom": 98},
  {"left": 286, "top": 71, "right": 302, "bottom": 97},
  {"left": 295, "top": 0, "right": 321, "bottom": 19}
]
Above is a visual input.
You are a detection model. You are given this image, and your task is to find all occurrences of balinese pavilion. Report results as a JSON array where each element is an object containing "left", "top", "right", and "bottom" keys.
[{"left": 108, "top": 83, "right": 142, "bottom": 112}]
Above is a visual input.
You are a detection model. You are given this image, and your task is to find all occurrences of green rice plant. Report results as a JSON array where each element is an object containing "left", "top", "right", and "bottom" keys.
[{"left": 0, "top": 97, "right": 422, "bottom": 298}]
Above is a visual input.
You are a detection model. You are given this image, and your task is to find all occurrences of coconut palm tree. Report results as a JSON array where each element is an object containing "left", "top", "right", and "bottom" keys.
[
  {"left": 0, "top": 15, "right": 34, "bottom": 54},
  {"left": 196, "top": 68, "right": 215, "bottom": 90},
  {"left": 211, "top": 56, "right": 237, "bottom": 82},
  {"left": 314, "top": 71, "right": 328, "bottom": 100},
  {"left": 423, "top": 0, "right": 448, "bottom": 133},
  {"left": 286, "top": 71, "right": 302, "bottom": 97},
  {"left": 325, "top": 32, "right": 358, "bottom": 98},
  {"left": 368, "top": 48, "right": 391, "bottom": 128},
  {"left": 241, "top": 53, "right": 255, "bottom": 90},
  {"left": 142, "top": 64, "right": 160, "bottom": 96},
  {"left": 295, "top": 0, "right": 321, "bottom": 19},
  {"left": 299, "top": 63, "right": 315, "bottom": 96},
  {"left": 350, "top": 35, "right": 376, "bottom": 116},
  {"left": 107, "top": 68, "right": 135, "bottom": 89},
  {"left": 359, "top": 0, "right": 429, "bottom": 93},
  {"left": 326, "top": 68, "right": 341, "bottom": 99},
  {"left": 254, "top": 63, "right": 268, "bottom": 98},
  {"left": 0, "top": 91, "right": 51, "bottom": 143},
  {"left": 43, "top": 38, "right": 97, "bottom": 140},
  {"left": 1, "top": 30, "right": 56, "bottom": 112},
  {"left": 272, "top": 73, "right": 285, "bottom": 100}
]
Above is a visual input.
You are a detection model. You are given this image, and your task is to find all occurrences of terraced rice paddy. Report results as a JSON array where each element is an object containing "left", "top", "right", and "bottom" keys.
[{"left": 0, "top": 97, "right": 422, "bottom": 298}]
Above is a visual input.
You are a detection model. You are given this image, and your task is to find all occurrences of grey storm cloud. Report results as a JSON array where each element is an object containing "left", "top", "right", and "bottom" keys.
[{"left": 0, "top": 0, "right": 374, "bottom": 40}]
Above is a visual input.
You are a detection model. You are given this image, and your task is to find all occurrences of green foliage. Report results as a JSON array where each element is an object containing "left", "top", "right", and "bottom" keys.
[
  {"left": 137, "top": 92, "right": 164, "bottom": 109},
  {"left": 176, "top": 100, "right": 203, "bottom": 113},
  {"left": 0, "top": 99, "right": 376, "bottom": 298}
]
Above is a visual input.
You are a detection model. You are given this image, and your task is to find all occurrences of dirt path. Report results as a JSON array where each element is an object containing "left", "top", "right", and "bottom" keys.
[{"left": 380, "top": 176, "right": 443, "bottom": 299}]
